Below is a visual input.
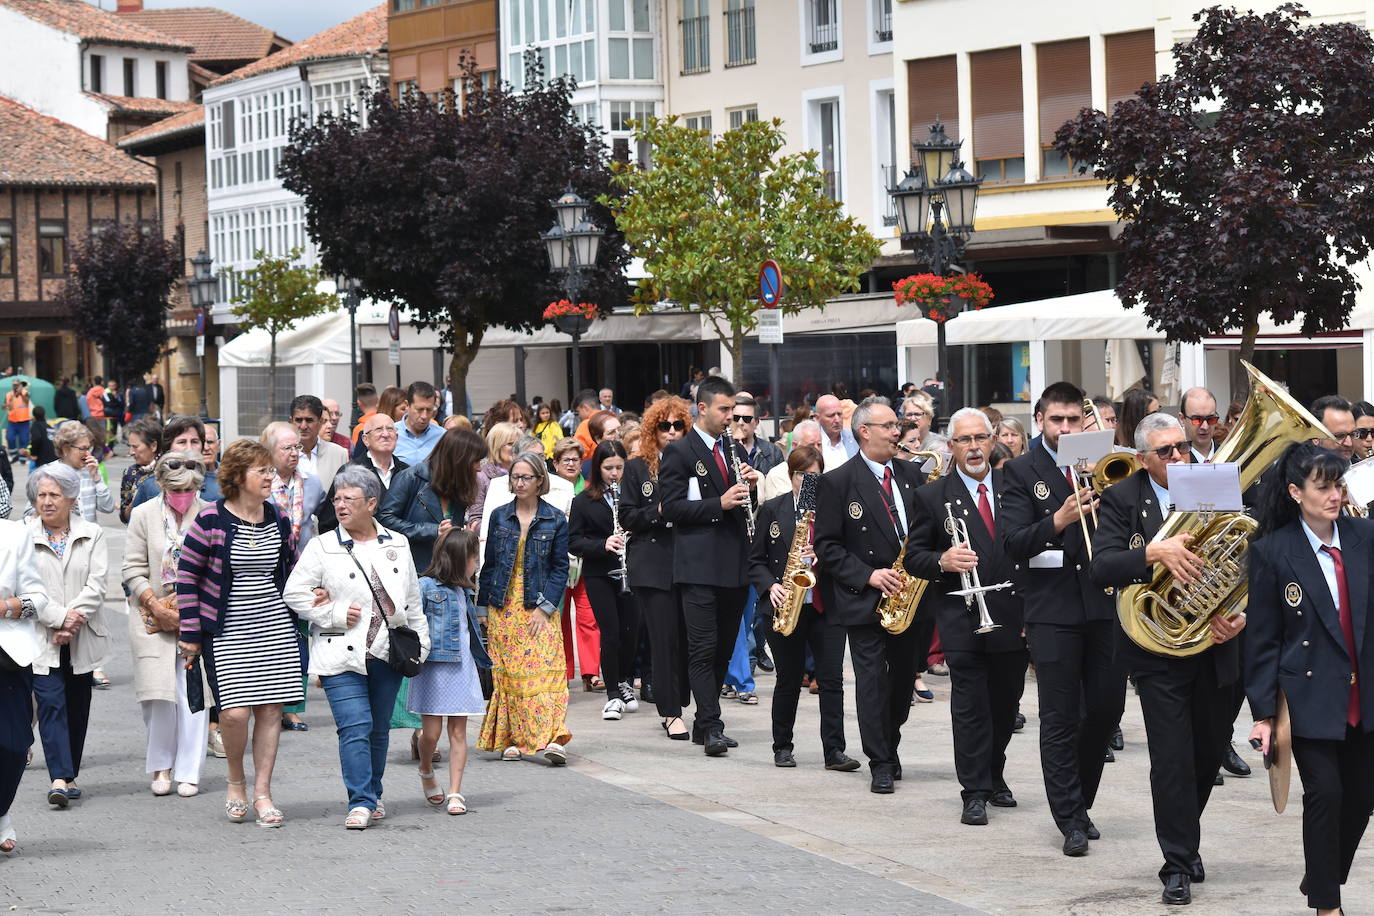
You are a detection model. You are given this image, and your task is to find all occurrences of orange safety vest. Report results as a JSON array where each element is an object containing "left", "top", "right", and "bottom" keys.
[{"left": 5, "top": 390, "right": 30, "bottom": 423}]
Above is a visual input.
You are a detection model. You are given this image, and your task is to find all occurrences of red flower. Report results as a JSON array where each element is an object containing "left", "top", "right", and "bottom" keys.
[
  {"left": 542, "top": 299, "right": 599, "bottom": 320},
  {"left": 892, "top": 272, "right": 994, "bottom": 321}
]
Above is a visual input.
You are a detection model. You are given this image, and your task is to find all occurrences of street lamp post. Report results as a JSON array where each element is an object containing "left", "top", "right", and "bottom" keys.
[
  {"left": 334, "top": 274, "right": 363, "bottom": 429},
  {"left": 542, "top": 185, "right": 604, "bottom": 400},
  {"left": 889, "top": 120, "right": 983, "bottom": 425},
  {"left": 187, "top": 250, "right": 217, "bottom": 420}
]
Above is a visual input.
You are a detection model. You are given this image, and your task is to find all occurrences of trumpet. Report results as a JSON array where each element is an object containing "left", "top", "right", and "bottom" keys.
[
  {"left": 722, "top": 435, "right": 756, "bottom": 541},
  {"left": 609, "top": 482, "right": 631, "bottom": 594},
  {"left": 944, "top": 501, "right": 1011, "bottom": 634}
]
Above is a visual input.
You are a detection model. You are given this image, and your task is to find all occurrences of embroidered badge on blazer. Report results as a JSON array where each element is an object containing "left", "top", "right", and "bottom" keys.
[
  {"left": 1285, "top": 583, "right": 1302, "bottom": 607},
  {"left": 386, "top": 548, "right": 398, "bottom": 561},
  {"left": 695, "top": 460, "right": 708, "bottom": 477},
  {"left": 848, "top": 501, "right": 864, "bottom": 519},
  {"left": 769, "top": 521, "right": 781, "bottom": 539},
  {"left": 1034, "top": 481, "right": 1050, "bottom": 501},
  {"left": 641, "top": 481, "right": 653, "bottom": 497},
  {"left": 1129, "top": 533, "right": 1144, "bottom": 550}
]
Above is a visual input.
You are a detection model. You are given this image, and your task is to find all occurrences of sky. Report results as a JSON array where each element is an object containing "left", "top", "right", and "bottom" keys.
[{"left": 88, "top": 0, "right": 381, "bottom": 43}]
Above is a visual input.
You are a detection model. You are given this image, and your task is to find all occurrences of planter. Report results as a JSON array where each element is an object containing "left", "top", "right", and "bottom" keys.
[{"left": 554, "top": 313, "right": 593, "bottom": 336}]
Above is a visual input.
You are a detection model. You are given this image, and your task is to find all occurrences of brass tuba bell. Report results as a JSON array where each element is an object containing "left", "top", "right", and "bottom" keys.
[{"left": 1092, "top": 451, "right": 1142, "bottom": 494}]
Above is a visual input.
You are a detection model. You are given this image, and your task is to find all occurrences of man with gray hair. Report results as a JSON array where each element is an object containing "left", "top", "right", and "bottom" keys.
[
  {"left": 1090, "top": 411, "right": 1247, "bottom": 905},
  {"left": 761, "top": 419, "right": 821, "bottom": 501},
  {"left": 317, "top": 412, "right": 411, "bottom": 535}
]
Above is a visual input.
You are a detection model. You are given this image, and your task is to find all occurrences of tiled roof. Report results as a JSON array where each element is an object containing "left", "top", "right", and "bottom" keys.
[
  {"left": 117, "top": 7, "right": 290, "bottom": 66},
  {"left": 0, "top": 95, "right": 155, "bottom": 188},
  {"left": 117, "top": 103, "right": 204, "bottom": 149},
  {"left": 87, "top": 93, "right": 200, "bottom": 117},
  {"left": 0, "top": 0, "right": 193, "bottom": 52},
  {"left": 209, "top": 3, "right": 386, "bottom": 89}
]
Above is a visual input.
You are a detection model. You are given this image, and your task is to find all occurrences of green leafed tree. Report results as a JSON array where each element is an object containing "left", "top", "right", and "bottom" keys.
[
  {"left": 605, "top": 117, "right": 882, "bottom": 372},
  {"left": 228, "top": 247, "right": 336, "bottom": 419}
]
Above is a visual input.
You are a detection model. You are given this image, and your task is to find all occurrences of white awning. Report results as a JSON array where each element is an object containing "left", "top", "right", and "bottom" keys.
[{"left": 356, "top": 308, "right": 702, "bottom": 349}]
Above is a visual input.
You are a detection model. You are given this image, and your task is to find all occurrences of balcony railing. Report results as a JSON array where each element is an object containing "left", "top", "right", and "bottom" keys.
[
  {"left": 680, "top": 16, "right": 710, "bottom": 74},
  {"left": 725, "top": 6, "right": 756, "bottom": 67},
  {"left": 809, "top": 20, "right": 838, "bottom": 53}
]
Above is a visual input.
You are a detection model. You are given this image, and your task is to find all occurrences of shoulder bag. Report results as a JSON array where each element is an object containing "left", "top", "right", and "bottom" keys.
[{"left": 343, "top": 541, "right": 422, "bottom": 677}]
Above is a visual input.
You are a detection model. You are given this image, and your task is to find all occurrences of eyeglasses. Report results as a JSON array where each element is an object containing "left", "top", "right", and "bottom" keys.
[
  {"left": 557, "top": 455, "right": 581, "bottom": 464},
  {"left": 277, "top": 444, "right": 302, "bottom": 453},
  {"left": 732, "top": 415, "right": 757, "bottom": 424},
  {"left": 70, "top": 444, "right": 93, "bottom": 452},
  {"left": 247, "top": 466, "right": 274, "bottom": 477},
  {"left": 1355, "top": 429, "right": 1374, "bottom": 440},
  {"left": 331, "top": 494, "right": 369, "bottom": 506},
  {"left": 657, "top": 420, "right": 686, "bottom": 432},
  {"left": 1184, "top": 414, "right": 1219, "bottom": 427},
  {"left": 162, "top": 458, "right": 203, "bottom": 472},
  {"left": 950, "top": 433, "right": 993, "bottom": 447},
  {"left": 1147, "top": 442, "right": 1190, "bottom": 459},
  {"left": 366, "top": 425, "right": 397, "bottom": 436},
  {"left": 509, "top": 473, "right": 537, "bottom": 484},
  {"left": 904, "top": 409, "right": 928, "bottom": 419},
  {"left": 863, "top": 421, "right": 900, "bottom": 431}
]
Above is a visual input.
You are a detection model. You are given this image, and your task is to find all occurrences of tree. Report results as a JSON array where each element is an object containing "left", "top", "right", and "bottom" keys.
[
  {"left": 60, "top": 221, "right": 182, "bottom": 383},
  {"left": 228, "top": 247, "right": 336, "bottom": 418},
  {"left": 1055, "top": 3, "right": 1374, "bottom": 370},
  {"left": 280, "top": 61, "right": 628, "bottom": 409},
  {"left": 605, "top": 117, "right": 881, "bottom": 373}
]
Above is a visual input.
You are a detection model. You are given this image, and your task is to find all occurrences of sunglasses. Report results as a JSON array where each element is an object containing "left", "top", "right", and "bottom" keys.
[
  {"left": 1355, "top": 429, "right": 1374, "bottom": 440},
  {"left": 163, "top": 458, "right": 204, "bottom": 472},
  {"left": 657, "top": 420, "right": 686, "bottom": 432},
  {"left": 1183, "top": 414, "right": 1219, "bottom": 427},
  {"left": 732, "top": 415, "right": 757, "bottom": 424},
  {"left": 1147, "top": 442, "right": 1190, "bottom": 459}
]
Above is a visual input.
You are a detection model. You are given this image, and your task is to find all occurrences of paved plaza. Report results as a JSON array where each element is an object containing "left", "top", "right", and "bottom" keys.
[{"left": 0, "top": 460, "right": 1364, "bottom": 914}]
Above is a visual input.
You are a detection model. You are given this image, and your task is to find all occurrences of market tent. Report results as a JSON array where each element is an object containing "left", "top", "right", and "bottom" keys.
[{"left": 217, "top": 311, "right": 353, "bottom": 368}]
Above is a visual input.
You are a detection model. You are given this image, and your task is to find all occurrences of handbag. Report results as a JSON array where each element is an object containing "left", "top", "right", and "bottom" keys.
[{"left": 343, "top": 541, "right": 422, "bottom": 677}]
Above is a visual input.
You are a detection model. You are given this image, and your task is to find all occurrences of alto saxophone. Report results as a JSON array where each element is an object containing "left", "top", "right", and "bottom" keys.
[
  {"left": 876, "top": 444, "right": 942, "bottom": 634},
  {"left": 609, "top": 482, "right": 631, "bottom": 594},
  {"left": 774, "top": 473, "right": 819, "bottom": 637}
]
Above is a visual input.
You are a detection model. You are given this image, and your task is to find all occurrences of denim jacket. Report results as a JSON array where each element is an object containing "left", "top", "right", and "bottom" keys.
[
  {"left": 476, "top": 499, "right": 569, "bottom": 617},
  {"left": 419, "top": 577, "right": 492, "bottom": 668}
]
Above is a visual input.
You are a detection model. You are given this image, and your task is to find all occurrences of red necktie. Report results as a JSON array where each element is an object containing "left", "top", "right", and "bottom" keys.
[
  {"left": 977, "top": 482, "right": 995, "bottom": 536},
  {"left": 881, "top": 466, "right": 898, "bottom": 529},
  {"left": 1065, "top": 467, "right": 1075, "bottom": 488},
  {"left": 1323, "top": 545, "right": 1362, "bottom": 728},
  {"left": 712, "top": 441, "right": 729, "bottom": 482}
]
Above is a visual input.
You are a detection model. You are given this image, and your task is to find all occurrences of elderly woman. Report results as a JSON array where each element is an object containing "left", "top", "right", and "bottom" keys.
[
  {"left": 0, "top": 518, "right": 47, "bottom": 853},
  {"left": 123, "top": 451, "right": 210, "bottom": 797},
  {"left": 996, "top": 418, "right": 1029, "bottom": 458},
  {"left": 26, "top": 463, "right": 108, "bottom": 808},
  {"left": 476, "top": 451, "right": 572, "bottom": 763},
  {"left": 119, "top": 417, "right": 163, "bottom": 524},
  {"left": 177, "top": 440, "right": 302, "bottom": 828},
  {"left": 466, "top": 421, "right": 520, "bottom": 530},
  {"left": 52, "top": 421, "right": 115, "bottom": 522},
  {"left": 285, "top": 466, "right": 428, "bottom": 828}
]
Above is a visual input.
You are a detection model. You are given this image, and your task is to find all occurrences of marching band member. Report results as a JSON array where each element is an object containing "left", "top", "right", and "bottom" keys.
[
  {"left": 1091, "top": 413, "right": 1244, "bottom": 905},
  {"left": 659, "top": 377, "right": 758, "bottom": 757},
  {"left": 749, "top": 446, "right": 858, "bottom": 772},
  {"left": 1000, "top": 382, "right": 1125, "bottom": 856},
  {"left": 904, "top": 408, "right": 1027, "bottom": 826},
  {"left": 619, "top": 396, "right": 692, "bottom": 741},
  {"left": 813, "top": 399, "right": 923, "bottom": 794},
  {"left": 1248, "top": 443, "right": 1374, "bottom": 916}
]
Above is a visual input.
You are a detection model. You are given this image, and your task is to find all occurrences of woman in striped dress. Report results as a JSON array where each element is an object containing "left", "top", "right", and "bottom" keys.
[{"left": 177, "top": 440, "right": 302, "bottom": 828}]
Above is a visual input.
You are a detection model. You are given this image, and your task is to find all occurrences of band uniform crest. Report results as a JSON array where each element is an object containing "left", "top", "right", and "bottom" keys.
[
  {"left": 848, "top": 501, "right": 863, "bottom": 520},
  {"left": 1285, "top": 583, "right": 1302, "bottom": 607},
  {"left": 695, "top": 460, "right": 707, "bottom": 477},
  {"left": 641, "top": 481, "right": 653, "bottom": 497},
  {"left": 1034, "top": 481, "right": 1050, "bottom": 501},
  {"left": 769, "top": 521, "right": 781, "bottom": 539},
  {"left": 1129, "top": 533, "right": 1144, "bottom": 550}
]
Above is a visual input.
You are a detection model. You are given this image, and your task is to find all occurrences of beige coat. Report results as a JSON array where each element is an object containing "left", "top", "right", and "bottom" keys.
[
  {"left": 28, "top": 517, "right": 109, "bottom": 676},
  {"left": 121, "top": 495, "right": 205, "bottom": 703}
]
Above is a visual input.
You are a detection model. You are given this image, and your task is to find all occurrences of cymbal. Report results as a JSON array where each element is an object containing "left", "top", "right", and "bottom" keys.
[{"left": 1269, "top": 691, "right": 1293, "bottom": 814}]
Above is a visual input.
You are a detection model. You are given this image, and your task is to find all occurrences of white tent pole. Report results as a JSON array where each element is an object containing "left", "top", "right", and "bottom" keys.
[
  {"left": 1179, "top": 343, "right": 1206, "bottom": 396},
  {"left": 1364, "top": 330, "right": 1374, "bottom": 402},
  {"left": 1028, "top": 339, "right": 1047, "bottom": 403}
]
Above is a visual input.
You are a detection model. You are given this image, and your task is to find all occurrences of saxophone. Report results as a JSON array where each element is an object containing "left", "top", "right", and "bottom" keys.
[
  {"left": 774, "top": 473, "right": 819, "bottom": 637},
  {"left": 876, "top": 443, "right": 943, "bottom": 634}
]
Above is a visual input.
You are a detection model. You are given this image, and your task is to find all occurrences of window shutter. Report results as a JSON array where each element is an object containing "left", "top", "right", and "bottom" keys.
[
  {"left": 1037, "top": 39, "right": 1090, "bottom": 146},
  {"left": 970, "top": 46, "right": 1023, "bottom": 161},
  {"left": 906, "top": 55, "right": 959, "bottom": 145},
  {"left": 1105, "top": 30, "right": 1155, "bottom": 112}
]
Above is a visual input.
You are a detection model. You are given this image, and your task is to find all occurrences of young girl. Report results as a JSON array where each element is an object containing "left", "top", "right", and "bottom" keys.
[{"left": 409, "top": 528, "right": 491, "bottom": 815}]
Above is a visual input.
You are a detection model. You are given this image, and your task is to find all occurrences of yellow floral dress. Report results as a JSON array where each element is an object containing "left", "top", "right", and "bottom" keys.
[{"left": 477, "top": 538, "right": 571, "bottom": 753}]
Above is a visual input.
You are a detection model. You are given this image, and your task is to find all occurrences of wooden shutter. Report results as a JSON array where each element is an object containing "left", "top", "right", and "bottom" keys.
[
  {"left": 1105, "top": 30, "right": 1155, "bottom": 112},
  {"left": 1037, "top": 39, "right": 1091, "bottom": 145},
  {"left": 906, "top": 55, "right": 959, "bottom": 144},
  {"left": 971, "top": 46, "right": 1023, "bottom": 160}
]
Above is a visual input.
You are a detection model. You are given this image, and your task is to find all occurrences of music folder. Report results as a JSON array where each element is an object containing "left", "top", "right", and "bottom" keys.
[{"left": 1167, "top": 462, "right": 1243, "bottom": 512}]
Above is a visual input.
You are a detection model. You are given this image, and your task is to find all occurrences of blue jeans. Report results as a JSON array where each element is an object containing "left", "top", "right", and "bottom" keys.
[
  {"left": 724, "top": 587, "right": 757, "bottom": 692},
  {"left": 320, "top": 657, "right": 403, "bottom": 810},
  {"left": 5, "top": 420, "right": 28, "bottom": 454}
]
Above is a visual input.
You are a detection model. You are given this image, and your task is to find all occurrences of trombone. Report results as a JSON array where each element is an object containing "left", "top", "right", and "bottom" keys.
[{"left": 944, "top": 501, "right": 1011, "bottom": 634}]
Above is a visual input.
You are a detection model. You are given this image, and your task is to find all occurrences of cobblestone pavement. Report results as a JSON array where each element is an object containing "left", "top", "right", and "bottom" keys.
[{"left": 2, "top": 456, "right": 1364, "bottom": 914}]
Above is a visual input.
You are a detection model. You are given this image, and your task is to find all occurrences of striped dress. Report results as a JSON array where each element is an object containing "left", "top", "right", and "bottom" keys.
[{"left": 206, "top": 519, "right": 303, "bottom": 709}]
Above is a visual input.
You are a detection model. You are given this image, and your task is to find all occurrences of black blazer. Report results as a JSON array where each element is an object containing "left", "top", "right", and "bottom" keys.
[
  {"left": 317, "top": 454, "right": 409, "bottom": 534},
  {"left": 1246, "top": 517, "right": 1374, "bottom": 741},
  {"left": 618, "top": 457, "right": 673, "bottom": 590},
  {"left": 1000, "top": 444, "right": 1114, "bottom": 625},
  {"left": 1090, "top": 469, "right": 1239, "bottom": 684},
  {"left": 568, "top": 488, "right": 622, "bottom": 578},
  {"left": 904, "top": 469, "right": 1025, "bottom": 654},
  {"left": 659, "top": 431, "right": 751, "bottom": 587},
  {"left": 749, "top": 490, "right": 802, "bottom": 596},
  {"left": 813, "top": 452, "right": 922, "bottom": 627}
]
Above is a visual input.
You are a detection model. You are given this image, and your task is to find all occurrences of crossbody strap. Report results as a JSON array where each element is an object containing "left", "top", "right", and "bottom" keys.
[{"left": 342, "top": 540, "right": 393, "bottom": 631}]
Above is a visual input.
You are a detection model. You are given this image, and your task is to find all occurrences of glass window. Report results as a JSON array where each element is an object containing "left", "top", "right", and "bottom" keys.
[
  {"left": 807, "top": 0, "right": 839, "bottom": 54},
  {"left": 0, "top": 220, "right": 12, "bottom": 276},
  {"left": 728, "top": 105, "right": 758, "bottom": 130},
  {"left": 873, "top": 0, "right": 892, "bottom": 42},
  {"left": 740, "top": 332, "right": 898, "bottom": 419},
  {"left": 609, "top": 0, "right": 625, "bottom": 31},
  {"left": 38, "top": 221, "right": 66, "bottom": 276},
  {"left": 508, "top": 0, "right": 521, "bottom": 45},
  {"left": 538, "top": 0, "right": 549, "bottom": 40},
  {"left": 89, "top": 54, "right": 103, "bottom": 93},
  {"left": 555, "top": 0, "right": 566, "bottom": 37},
  {"left": 632, "top": 0, "right": 650, "bottom": 30},
  {"left": 633, "top": 38, "right": 654, "bottom": 78},
  {"left": 122, "top": 57, "right": 135, "bottom": 96},
  {"left": 155, "top": 61, "right": 168, "bottom": 100},
  {"left": 725, "top": 0, "right": 755, "bottom": 67},
  {"left": 681, "top": 0, "right": 710, "bottom": 74},
  {"left": 609, "top": 38, "right": 630, "bottom": 79},
  {"left": 609, "top": 100, "right": 632, "bottom": 132}
]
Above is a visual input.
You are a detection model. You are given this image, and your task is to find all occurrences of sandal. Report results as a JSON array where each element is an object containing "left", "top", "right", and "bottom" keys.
[
  {"left": 662, "top": 716, "right": 690, "bottom": 741},
  {"left": 92, "top": 671, "right": 111, "bottom": 690},
  {"left": 445, "top": 793, "right": 467, "bottom": 815},
  {"left": 224, "top": 779, "right": 249, "bottom": 823},
  {"left": 344, "top": 806, "right": 370, "bottom": 830},
  {"left": 419, "top": 770, "right": 444, "bottom": 806},
  {"left": 590, "top": 675, "right": 605, "bottom": 691},
  {"left": 0, "top": 814, "right": 16, "bottom": 854},
  {"left": 253, "top": 795, "right": 284, "bottom": 828},
  {"left": 371, "top": 800, "right": 386, "bottom": 821},
  {"left": 501, "top": 746, "right": 522, "bottom": 761},
  {"left": 737, "top": 691, "right": 758, "bottom": 705},
  {"left": 542, "top": 743, "right": 567, "bottom": 766},
  {"left": 720, "top": 685, "right": 737, "bottom": 699}
]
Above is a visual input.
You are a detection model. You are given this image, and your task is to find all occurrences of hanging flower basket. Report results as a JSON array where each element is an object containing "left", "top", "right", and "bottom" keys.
[
  {"left": 544, "top": 299, "right": 598, "bottom": 335},
  {"left": 892, "top": 273, "right": 994, "bottom": 323}
]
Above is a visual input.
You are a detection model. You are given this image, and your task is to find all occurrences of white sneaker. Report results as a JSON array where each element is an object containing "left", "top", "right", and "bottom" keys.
[
  {"left": 618, "top": 682, "right": 639, "bottom": 713},
  {"left": 602, "top": 698, "right": 625, "bottom": 720}
]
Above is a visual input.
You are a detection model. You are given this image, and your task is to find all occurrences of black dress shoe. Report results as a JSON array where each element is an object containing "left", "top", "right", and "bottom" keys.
[
  {"left": 774, "top": 749, "right": 796, "bottom": 767},
  {"left": 704, "top": 732, "right": 729, "bottom": 757},
  {"left": 892, "top": 763, "right": 902, "bottom": 781},
  {"left": 1063, "top": 830, "right": 1089, "bottom": 857},
  {"left": 961, "top": 798, "right": 989, "bottom": 825},
  {"left": 1104, "top": 747, "right": 1115, "bottom": 763},
  {"left": 1162, "top": 874, "right": 1191, "bottom": 905},
  {"left": 641, "top": 683, "right": 655, "bottom": 704},
  {"left": 1213, "top": 772, "right": 1224, "bottom": 786},
  {"left": 990, "top": 789, "right": 1017, "bottom": 808},
  {"left": 1221, "top": 742, "right": 1251, "bottom": 777},
  {"left": 1084, "top": 817, "right": 1100, "bottom": 840},
  {"left": 692, "top": 730, "right": 739, "bottom": 748},
  {"left": 870, "top": 771, "right": 895, "bottom": 794},
  {"left": 824, "top": 753, "right": 861, "bottom": 772},
  {"left": 1013, "top": 712, "right": 1026, "bottom": 732},
  {"left": 1110, "top": 727, "right": 1124, "bottom": 751},
  {"left": 757, "top": 654, "right": 775, "bottom": 673}
]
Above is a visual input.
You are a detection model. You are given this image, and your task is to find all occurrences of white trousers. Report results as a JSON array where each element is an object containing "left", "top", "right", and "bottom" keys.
[{"left": 141, "top": 663, "right": 209, "bottom": 785}]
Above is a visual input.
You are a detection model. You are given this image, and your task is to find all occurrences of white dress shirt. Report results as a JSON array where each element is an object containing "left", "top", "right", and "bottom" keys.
[
  {"left": 822, "top": 434, "right": 851, "bottom": 473},
  {"left": 859, "top": 452, "right": 907, "bottom": 534},
  {"left": 955, "top": 466, "right": 995, "bottom": 521},
  {"left": 1300, "top": 518, "right": 1342, "bottom": 611}
]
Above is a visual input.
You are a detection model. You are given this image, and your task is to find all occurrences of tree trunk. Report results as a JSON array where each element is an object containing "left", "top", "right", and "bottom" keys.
[
  {"left": 1234, "top": 302, "right": 1260, "bottom": 402},
  {"left": 726, "top": 328, "right": 745, "bottom": 386},
  {"left": 445, "top": 319, "right": 484, "bottom": 419},
  {"left": 268, "top": 329, "right": 278, "bottom": 420}
]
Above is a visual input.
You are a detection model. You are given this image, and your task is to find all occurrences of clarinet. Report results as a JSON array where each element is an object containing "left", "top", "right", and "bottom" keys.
[
  {"left": 609, "top": 482, "right": 631, "bottom": 594},
  {"left": 722, "top": 435, "right": 756, "bottom": 541}
]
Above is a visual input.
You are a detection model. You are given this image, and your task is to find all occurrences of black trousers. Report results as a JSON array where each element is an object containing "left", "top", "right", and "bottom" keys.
[
  {"left": 910, "top": 609, "right": 937, "bottom": 676},
  {"left": 32, "top": 644, "right": 93, "bottom": 782},
  {"left": 846, "top": 620, "right": 923, "bottom": 774},
  {"left": 764, "top": 601, "right": 846, "bottom": 758},
  {"left": 1291, "top": 726, "right": 1374, "bottom": 910},
  {"left": 1134, "top": 657, "right": 1234, "bottom": 881},
  {"left": 0, "top": 668, "right": 33, "bottom": 817},
  {"left": 638, "top": 585, "right": 689, "bottom": 718},
  {"left": 945, "top": 648, "right": 1028, "bottom": 803},
  {"left": 1025, "top": 620, "right": 1125, "bottom": 834},
  {"left": 680, "top": 584, "right": 748, "bottom": 735},
  {"left": 582, "top": 575, "right": 639, "bottom": 694}
]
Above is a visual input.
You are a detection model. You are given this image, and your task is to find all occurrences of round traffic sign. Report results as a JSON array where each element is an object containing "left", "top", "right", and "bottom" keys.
[
  {"left": 759, "top": 260, "right": 783, "bottom": 309},
  {"left": 388, "top": 304, "right": 401, "bottom": 341}
]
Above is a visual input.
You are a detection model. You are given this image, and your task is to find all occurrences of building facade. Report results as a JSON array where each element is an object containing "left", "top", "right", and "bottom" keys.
[{"left": 389, "top": 0, "right": 498, "bottom": 100}]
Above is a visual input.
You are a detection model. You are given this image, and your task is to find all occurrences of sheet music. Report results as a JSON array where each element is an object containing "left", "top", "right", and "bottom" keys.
[
  {"left": 1167, "top": 462, "right": 1243, "bottom": 511},
  {"left": 1055, "top": 430, "right": 1117, "bottom": 469},
  {"left": 1344, "top": 459, "right": 1374, "bottom": 508}
]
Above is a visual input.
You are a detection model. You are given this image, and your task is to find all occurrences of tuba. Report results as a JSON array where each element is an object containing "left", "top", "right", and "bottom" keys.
[
  {"left": 1118, "top": 361, "right": 1331, "bottom": 657},
  {"left": 774, "top": 473, "right": 819, "bottom": 637},
  {"left": 876, "top": 444, "right": 942, "bottom": 634},
  {"left": 1092, "top": 451, "right": 1142, "bottom": 493}
]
